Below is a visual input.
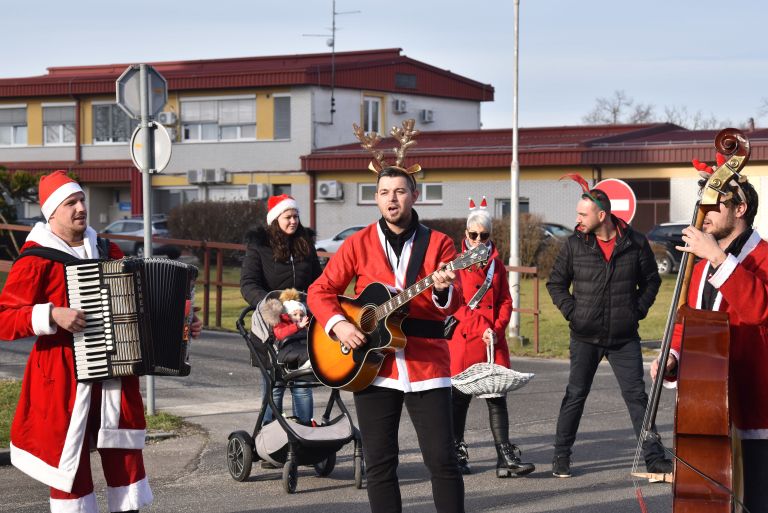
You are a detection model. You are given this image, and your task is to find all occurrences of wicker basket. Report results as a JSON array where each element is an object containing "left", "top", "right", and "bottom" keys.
[{"left": 451, "top": 342, "right": 534, "bottom": 398}]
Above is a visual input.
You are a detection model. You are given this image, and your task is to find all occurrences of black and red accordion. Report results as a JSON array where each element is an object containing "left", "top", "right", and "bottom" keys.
[{"left": 64, "top": 257, "right": 198, "bottom": 383}]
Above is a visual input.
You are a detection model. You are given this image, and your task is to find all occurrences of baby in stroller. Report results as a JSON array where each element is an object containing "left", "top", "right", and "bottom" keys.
[{"left": 260, "top": 288, "right": 314, "bottom": 426}]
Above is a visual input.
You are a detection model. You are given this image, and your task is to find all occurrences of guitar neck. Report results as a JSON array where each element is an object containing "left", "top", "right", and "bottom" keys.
[{"left": 374, "top": 261, "right": 458, "bottom": 321}]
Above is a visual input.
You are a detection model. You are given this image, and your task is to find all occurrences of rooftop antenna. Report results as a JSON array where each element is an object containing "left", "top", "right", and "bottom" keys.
[{"left": 303, "top": 0, "right": 360, "bottom": 124}]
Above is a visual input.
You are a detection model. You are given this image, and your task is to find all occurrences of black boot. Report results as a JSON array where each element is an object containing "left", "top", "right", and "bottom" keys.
[
  {"left": 455, "top": 440, "right": 471, "bottom": 475},
  {"left": 495, "top": 442, "right": 535, "bottom": 478}
]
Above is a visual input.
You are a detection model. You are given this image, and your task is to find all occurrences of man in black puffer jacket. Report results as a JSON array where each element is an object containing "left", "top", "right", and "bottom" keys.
[{"left": 547, "top": 187, "right": 672, "bottom": 479}]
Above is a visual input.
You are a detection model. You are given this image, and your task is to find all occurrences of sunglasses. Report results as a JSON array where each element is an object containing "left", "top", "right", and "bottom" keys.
[{"left": 467, "top": 231, "right": 490, "bottom": 241}]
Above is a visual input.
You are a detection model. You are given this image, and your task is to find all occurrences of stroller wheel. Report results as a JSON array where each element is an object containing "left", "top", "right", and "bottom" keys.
[
  {"left": 282, "top": 457, "right": 298, "bottom": 493},
  {"left": 313, "top": 452, "right": 336, "bottom": 477},
  {"left": 354, "top": 453, "right": 365, "bottom": 489},
  {"left": 226, "top": 431, "right": 253, "bottom": 482}
]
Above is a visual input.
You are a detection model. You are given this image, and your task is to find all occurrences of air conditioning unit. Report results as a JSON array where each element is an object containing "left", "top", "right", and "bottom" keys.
[
  {"left": 393, "top": 99, "right": 407, "bottom": 113},
  {"left": 214, "top": 168, "right": 228, "bottom": 183},
  {"left": 187, "top": 169, "right": 203, "bottom": 184},
  {"left": 420, "top": 109, "right": 434, "bottom": 123},
  {"left": 247, "top": 183, "right": 270, "bottom": 200},
  {"left": 201, "top": 168, "right": 217, "bottom": 183},
  {"left": 157, "top": 111, "right": 177, "bottom": 125},
  {"left": 317, "top": 180, "right": 343, "bottom": 200}
]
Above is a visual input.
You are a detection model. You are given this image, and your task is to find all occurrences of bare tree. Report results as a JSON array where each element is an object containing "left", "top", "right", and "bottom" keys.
[
  {"left": 663, "top": 106, "right": 723, "bottom": 130},
  {"left": 582, "top": 90, "right": 638, "bottom": 124},
  {"left": 628, "top": 103, "right": 655, "bottom": 123}
]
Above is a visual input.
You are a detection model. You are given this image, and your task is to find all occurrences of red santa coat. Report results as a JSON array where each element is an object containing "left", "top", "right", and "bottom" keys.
[
  {"left": 668, "top": 230, "right": 768, "bottom": 438},
  {"left": 448, "top": 241, "right": 512, "bottom": 376},
  {"left": 308, "top": 223, "right": 462, "bottom": 392},
  {"left": 2, "top": 223, "right": 147, "bottom": 493}
]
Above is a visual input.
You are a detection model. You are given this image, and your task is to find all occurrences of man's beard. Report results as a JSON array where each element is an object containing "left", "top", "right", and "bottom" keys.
[{"left": 706, "top": 213, "right": 736, "bottom": 241}]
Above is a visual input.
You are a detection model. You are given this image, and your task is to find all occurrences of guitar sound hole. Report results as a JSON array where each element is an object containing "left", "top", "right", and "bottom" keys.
[{"left": 359, "top": 307, "right": 377, "bottom": 334}]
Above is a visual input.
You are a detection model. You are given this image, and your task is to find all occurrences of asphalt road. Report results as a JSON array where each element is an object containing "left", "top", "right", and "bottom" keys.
[{"left": 0, "top": 332, "right": 675, "bottom": 512}]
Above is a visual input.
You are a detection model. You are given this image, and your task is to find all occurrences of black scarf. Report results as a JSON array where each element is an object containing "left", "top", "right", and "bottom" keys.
[
  {"left": 702, "top": 228, "right": 753, "bottom": 310},
  {"left": 378, "top": 210, "right": 420, "bottom": 261}
]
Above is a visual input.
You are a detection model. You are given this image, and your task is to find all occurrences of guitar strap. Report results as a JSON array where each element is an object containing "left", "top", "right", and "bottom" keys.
[{"left": 405, "top": 224, "right": 431, "bottom": 287}]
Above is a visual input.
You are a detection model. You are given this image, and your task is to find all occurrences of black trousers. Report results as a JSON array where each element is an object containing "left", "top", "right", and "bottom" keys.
[
  {"left": 354, "top": 386, "right": 465, "bottom": 513},
  {"left": 553, "top": 338, "right": 666, "bottom": 465},
  {"left": 452, "top": 388, "right": 509, "bottom": 445},
  {"left": 743, "top": 439, "right": 768, "bottom": 513}
]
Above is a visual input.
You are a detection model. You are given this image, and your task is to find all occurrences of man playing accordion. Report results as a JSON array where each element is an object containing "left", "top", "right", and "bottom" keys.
[{"left": 0, "top": 170, "right": 201, "bottom": 513}]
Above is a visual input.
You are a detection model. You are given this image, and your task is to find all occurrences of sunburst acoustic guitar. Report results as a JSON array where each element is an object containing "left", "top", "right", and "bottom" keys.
[{"left": 308, "top": 244, "right": 489, "bottom": 392}]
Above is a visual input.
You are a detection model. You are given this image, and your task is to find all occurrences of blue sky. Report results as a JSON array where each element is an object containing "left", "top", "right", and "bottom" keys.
[{"left": 5, "top": 0, "right": 768, "bottom": 129}]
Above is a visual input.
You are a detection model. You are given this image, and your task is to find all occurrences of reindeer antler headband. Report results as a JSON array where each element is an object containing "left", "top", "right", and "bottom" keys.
[
  {"left": 353, "top": 119, "right": 423, "bottom": 177},
  {"left": 560, "top": 173, "right": 606, "bottom": 211}
]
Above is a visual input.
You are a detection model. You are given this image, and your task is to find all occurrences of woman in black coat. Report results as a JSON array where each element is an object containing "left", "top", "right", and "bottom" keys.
[{"left": 240, "top": 194, "right": 322, "bottom": 426}]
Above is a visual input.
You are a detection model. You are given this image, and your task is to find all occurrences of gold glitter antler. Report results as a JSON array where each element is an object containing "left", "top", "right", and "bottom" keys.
[
  {"left": 353, "top": 123, "right": 388, "bottom": 172},
  {"left": 390, "top": 119, "right": 419, "bottom": 168}
]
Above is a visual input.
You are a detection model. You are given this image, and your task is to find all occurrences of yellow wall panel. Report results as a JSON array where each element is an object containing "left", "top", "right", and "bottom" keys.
[
  {"left": 256, "top": 94, "right": 273, "bottom": 140},
  {"left": 234, "top": 172, "right": 308, "bottom": 185},
  {"left": 26, "top": 101, "right": 42, "bottom": 146},
  {"left": 152, "top": 175, "right": 188, "bottom": 186}
]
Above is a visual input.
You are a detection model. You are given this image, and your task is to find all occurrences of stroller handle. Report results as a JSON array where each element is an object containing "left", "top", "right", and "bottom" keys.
[{"left": 236, "top": 305, "right": 256, "bottom": 337}]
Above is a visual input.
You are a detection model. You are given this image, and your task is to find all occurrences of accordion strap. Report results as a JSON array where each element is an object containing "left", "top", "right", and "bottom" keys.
[{"left": 14, "top": 247, "right": 79, "bottom": 265}]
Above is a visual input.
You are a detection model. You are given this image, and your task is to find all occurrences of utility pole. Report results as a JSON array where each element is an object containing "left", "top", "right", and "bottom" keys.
[
  {"left": 303, "top": 0, "right": 360, "bottom": 124},
  {"left": 509, "top": 0, "right": 521, "bottom": 342}
]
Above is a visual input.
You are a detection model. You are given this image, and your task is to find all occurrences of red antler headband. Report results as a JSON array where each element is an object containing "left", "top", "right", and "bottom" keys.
[
  {"left": 691, "top": 152, "right": 746, "bottom": 203},
  {"left": 559, "top": 173, "right": 606, "bottom": 211}
]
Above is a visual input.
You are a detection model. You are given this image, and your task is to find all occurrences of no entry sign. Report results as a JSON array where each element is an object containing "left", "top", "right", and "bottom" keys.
[{"left": 594, "top": 179, "right": 637, "bottom": 224}]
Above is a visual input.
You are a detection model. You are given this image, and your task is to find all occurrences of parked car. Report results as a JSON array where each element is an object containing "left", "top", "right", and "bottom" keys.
[
  {"left": 315, "top": 225, "right": 365, "bottom": 265},
  {"left": 647, "top": 222, "right": 687, "bottom": 274},
  {"left": 102, "top": 217, "right": 181, "bottom": 259},
  {"left": 542, "top": 222, "right": 572, "bottom": 240}
]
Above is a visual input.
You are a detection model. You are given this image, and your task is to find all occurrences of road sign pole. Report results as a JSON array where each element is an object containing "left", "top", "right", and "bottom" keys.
[{"left": 139, "top": 64, "right": 157, "bottom": 415}]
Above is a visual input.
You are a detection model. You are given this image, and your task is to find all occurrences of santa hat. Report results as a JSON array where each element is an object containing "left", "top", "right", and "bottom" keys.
[
  {"left": 282, "top": 300, "right": 306, "bottom": 316},
  {"left": 266, "top": 194, "right": 299, "bottom": 225},
  {"left": 39, "top": 170, "right": 83, "bottom": 220}
]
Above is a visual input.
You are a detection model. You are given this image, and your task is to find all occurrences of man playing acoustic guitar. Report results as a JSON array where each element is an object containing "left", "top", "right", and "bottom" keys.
[{"left": 308, "top": 121, "right": 465, "bottom": 513}]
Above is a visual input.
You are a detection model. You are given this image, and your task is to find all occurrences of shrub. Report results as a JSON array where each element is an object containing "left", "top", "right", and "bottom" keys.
[
  {"left": 422, "top": 213, "right": 561, "bottom": 278},
  {"left": 167, "top": 201, "right": 266, "bottom": 263}
]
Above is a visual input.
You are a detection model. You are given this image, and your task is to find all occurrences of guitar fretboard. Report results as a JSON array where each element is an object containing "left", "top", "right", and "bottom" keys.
[{"left": 373, "top": 261, "right": 458, "bottom": 321}]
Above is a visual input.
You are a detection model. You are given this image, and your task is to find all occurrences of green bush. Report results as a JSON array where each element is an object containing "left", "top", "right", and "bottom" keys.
[{"left": 167, "top": 201, "right": 266, "bottom": 263}]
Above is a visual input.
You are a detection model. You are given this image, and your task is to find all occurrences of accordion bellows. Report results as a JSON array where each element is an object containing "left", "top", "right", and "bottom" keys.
[
  {"left": 451, "top": 344, "right": 534, "bottom": 398},
  {"left": 65, "top": 257, "right": 198, "bottom": 382}
]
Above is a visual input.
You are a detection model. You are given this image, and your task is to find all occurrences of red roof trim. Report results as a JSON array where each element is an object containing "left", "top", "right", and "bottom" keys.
[
  {"left": 0, "top": 48, "right": 493, "bottom": 102},
  {"left": 1, "top": 161, "right": 133, "bottom": 182}
]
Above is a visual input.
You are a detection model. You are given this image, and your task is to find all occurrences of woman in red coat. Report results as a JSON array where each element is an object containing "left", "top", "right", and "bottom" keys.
[{"left": 448, "top": 198, "right": 535, "bottom": 477}]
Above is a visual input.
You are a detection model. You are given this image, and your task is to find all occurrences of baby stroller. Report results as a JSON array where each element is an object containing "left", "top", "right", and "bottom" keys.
[{"left": 227, "top": 291, "right": 364, "bottom": 493}]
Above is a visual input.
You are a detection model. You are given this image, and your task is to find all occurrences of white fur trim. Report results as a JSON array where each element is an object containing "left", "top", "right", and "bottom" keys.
[
  {"left": 432, "top": 284, "right": 454, "bottom": 309},
  {"left": 32, "top": 302, "right": 57, "bottom": 335},
  {"left": 107, "top": 476, "right": 153, "bottom": 512},
  {"left": 26, "top": 223, "right": 99, "bottom": 260},
  {"left": 326, "top": 314, "right": 348, "bottom": 338},
  {"left": 41, "top": 182, "right": 83, "bottom": 220},
  {"left": 50, "top": 492, "right": 98, "bottom": 513},
  {"left": 708, "top": 254, "right": 739, "bottom": 289},
  {"left": 10, "top": 442, "right": 76, "bottom": 493},
  {"left": 266, "top": 197, "right": 298, "bottom": 225},
  {"left": 98, "top": 380, "right": 145, "bottom": 448},
  {"left": 393, "top": 349, "right": 412, "bottom": 392},
  {"left": 737, "top": 428, "right": 768, "bottom": 440},
  {"left": 372, "top": 375, "right": 451, "bottom": 391},
  {"left": 59, "top": 382, "right": 92, "bottom": 476}
]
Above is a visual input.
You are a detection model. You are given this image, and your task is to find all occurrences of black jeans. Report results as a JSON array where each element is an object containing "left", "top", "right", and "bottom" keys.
[
  {"left": 553, "top": 338, "right": 666, "bottom": 465},
  {"left": 354, "top": 386, "right": 464, "bottom": 513},
  {"left": 452, "top": 388, "right": 510, "bottom": 445}
]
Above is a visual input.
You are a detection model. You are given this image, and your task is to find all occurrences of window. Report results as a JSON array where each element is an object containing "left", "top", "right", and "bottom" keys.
[
  {"left": 93, "top": 104, "right": 137, "bottom": 143},
  {"left": 395, "top": 73, "right": 417, "bottom": 89},
  {"left": 358, "top": 182, "right": 443, "bottom": 205},
  {"left": 43, "top": 105, "right": 76, "bottom": 145},
  {"left": 181, "top": 98, "right": 256, "bottom": 142},
  {"left": 0, "top": 107, "right": 27, "bottom": 146},
  {"left": 274, "top": 96, "right": 291, "bottom": 140},
  {"left": 272, "top": 183, "right": 292, "bottom": 196},
  {"left": 363, "top": 96, "right": 381, "bottom": 133},
  {"left": 497, "top": 198, "right": 530, "bottom": 217},
  {"left": 152, "top": 188, "right": 199, "bottom": 214}
]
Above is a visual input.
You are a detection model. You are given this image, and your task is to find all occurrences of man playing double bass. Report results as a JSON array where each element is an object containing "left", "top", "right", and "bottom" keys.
[{"left": 652, "top": 157, "right": 768, "bottom": 513}]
